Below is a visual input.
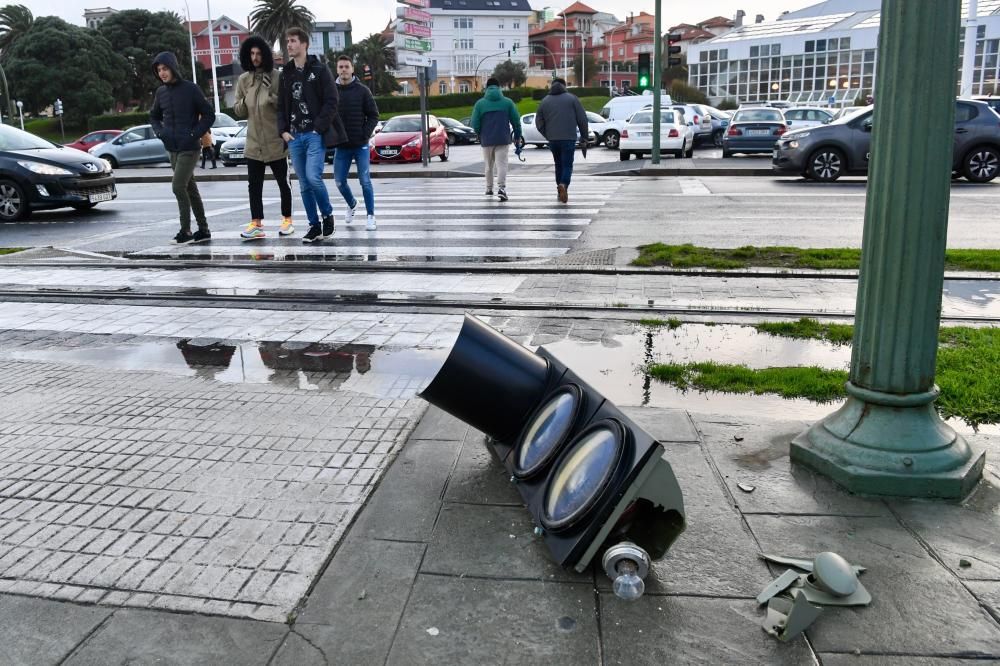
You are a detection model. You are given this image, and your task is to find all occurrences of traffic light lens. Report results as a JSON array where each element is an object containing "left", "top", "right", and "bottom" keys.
[
  {"left": 639, "top": 76, "right": 649, "bottom": 86},
  {"left": 514, "top": 386, "right": 581, "bottom": 479},
  {"left": 543, "top": 420, "right": 625, "bottom": 530}
]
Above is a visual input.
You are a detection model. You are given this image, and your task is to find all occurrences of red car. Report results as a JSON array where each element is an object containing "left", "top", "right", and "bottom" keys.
[
  {"left": 64, "top": 129, "right": 123, "bottom": 153},
  {"left": 370, "top": 114, "right": 449, "bottom": 163}
]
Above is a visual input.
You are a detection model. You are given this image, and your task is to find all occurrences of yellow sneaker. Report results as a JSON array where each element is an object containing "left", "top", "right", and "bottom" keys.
[
  {"left": 279, "top": 217, "right": 295, "bottom": 236},
  {"left": 241, "top": 219, "right": 265, "bottom": 240}
]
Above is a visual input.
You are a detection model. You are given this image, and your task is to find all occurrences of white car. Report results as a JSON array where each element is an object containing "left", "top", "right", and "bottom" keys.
[
  {"left": 210, "top": 112, "right": 242, "bottom": 154},
  {"left": 619, "top": 109, "right": 694, "bottom": 160},
  {"left": 520, "top": 113, "right": 598, "bottom": 148},
  {"left": 782, "top": 107, "right": 834, "bottom": 129},
  {"left": 585, "top": 111, "right": 615, "bottom": 148}
]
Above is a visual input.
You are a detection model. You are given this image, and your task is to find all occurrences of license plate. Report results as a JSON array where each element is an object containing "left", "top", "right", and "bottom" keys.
[
  {"left": 747, "top": 129, "right": 770, "bottom": 136},
  {"left": 637, "top": 132, "right": 651, "bottom": 137},
  {"left": 379, "top": 149, "right": 399, "bottom": 156},
  {"left": 232, "top": 152, "right": 244, "bottom": 160},
  {"left": 88, "top": 191, "right": 113, "bottom": 203}
]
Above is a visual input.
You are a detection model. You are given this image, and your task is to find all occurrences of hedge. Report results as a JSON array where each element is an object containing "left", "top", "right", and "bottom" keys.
[
  {"left": 374, "top": 89, "right": 528, "bottom": 114},
  {"left": 531, "top": 86, "right": 607, "bottom": 100},
  {"left": 89, "top": 107, "right": 240, "bottom": 131}
]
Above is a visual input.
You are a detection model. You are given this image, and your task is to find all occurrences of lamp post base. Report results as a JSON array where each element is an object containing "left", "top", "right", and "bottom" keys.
[{"left": 790, "top": 382, "right": 984, "bottom": 499}]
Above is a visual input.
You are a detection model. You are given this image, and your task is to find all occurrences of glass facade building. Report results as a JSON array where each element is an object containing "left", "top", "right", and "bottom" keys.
[{"left": 687, "top": 2, "right": 1000, "bottom": 105}]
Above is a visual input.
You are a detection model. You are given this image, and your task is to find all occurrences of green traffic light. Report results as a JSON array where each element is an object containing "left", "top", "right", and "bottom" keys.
[{"left": 639, "top": 76, "right": 649, "bottom": 87}]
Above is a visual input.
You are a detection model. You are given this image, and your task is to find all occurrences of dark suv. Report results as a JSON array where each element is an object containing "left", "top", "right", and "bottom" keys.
[{"left": 772, "top": 100, "right": 1000, "bottom": 183}]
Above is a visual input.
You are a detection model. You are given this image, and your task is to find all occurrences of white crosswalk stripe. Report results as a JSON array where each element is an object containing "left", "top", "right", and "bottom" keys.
[{"left": 131, "top": 177, "right": 620, "bottom": 262}]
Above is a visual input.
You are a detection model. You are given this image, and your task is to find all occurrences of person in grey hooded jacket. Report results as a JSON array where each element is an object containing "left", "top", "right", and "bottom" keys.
[
  {"left": 150, "top": 51, "right": 215, "bottom": 244},
  {"left": 534, "top": 78, "right": 588, "bottom": 203}
]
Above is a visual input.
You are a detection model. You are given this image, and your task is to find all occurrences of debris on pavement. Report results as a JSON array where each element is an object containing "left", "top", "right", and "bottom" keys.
[
  {"left": 960, "top": 558, "right": 972, "bottom": 568},
  {"left": 737, "top": 482, "right": 756, "bottom": 493}
]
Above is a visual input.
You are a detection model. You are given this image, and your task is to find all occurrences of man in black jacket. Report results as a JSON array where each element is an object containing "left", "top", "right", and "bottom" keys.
[
  {"left": 150, "top": 51, "right": 215, "bottom": 244},
  {"left": 278, "top": 27, "right": 346, "bottom": 243},
  {"left": 333, "top": 55, "right": 380, "bottom": 231}
]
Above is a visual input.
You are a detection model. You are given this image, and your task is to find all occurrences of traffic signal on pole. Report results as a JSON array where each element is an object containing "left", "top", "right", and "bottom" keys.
[
  {"left": 637, "top": 52, "right": 651, "bottom": 90},
  {"left": 420, "top": 315, "right": 687, "bottom": 599},
  {"left": 54, "top": 98, "right": 63, "bottom": 116},
  {"left": 667, "top": 33, "right": 682, "bottom": 67}
]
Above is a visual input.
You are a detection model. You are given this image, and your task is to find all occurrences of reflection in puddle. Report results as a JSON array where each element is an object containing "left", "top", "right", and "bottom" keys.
[
  {"left": 13, "top": 340, "right": 448, "bottom": 400},
  {"left": 943, "top": 280, "right": 1000, "bottom": 310}
]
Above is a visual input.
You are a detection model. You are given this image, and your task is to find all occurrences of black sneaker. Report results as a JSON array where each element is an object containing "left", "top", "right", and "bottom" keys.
[
  {"left": 191, "top": 229, "right": 212, "bottom": 243},
  {"left": 321, "top": 214, "right": 335, "bottom": 238},
  {"left": 302, "top": 225, "right": 323, "bottom": 243},
  {"left": 497, "top": 187, "right": 508, "bottom": 202},
  {"left": 172, "top": 230, "right": 194, "bottom": 244},
  {"left": 485, "top": 189, "right": 493, "bottom": 196}
]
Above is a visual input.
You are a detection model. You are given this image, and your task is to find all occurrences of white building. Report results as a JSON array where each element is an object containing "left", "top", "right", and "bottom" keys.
[
  {"left": 394, "top": 0, "right": 533, "bottom": 95},
  {"left": 687, "top": 0, "right": 1000, "bottom": 106},
  {"left": 83, "top": 7, "right": 117, "bottom": 29},
  {"left": 310, "top": 21, "right": 352, "bottom": 58}
]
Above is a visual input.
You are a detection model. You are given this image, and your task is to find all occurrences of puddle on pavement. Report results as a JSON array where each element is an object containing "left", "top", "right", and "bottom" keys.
[
  {"left": 942, "top": 281, "right": 1000, "bottom": 316},
  {"left": 533, "top": 323, "right": 998, "bottom": 438},
  {"left": 12, "top": 340, "right": 448, "bottom": 399}
]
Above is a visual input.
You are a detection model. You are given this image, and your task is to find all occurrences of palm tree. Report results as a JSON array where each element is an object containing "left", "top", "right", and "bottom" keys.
[
  {"left": 0, "top": 4, "right": 33, "bottom": 58},
  {"left": 343, "top": 34, "right": 398, "bottom": 95},
  {"left": 249, "top": 0, "right": 314, "bottom": 65}
]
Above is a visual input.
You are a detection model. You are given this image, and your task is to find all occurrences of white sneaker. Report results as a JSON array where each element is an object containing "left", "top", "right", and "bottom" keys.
[
  {"left": 345, "top": 204, "right": 356, "bottom": 224},
  {"left": 366, "top": 215, "right": 377, "bottom": 231}
]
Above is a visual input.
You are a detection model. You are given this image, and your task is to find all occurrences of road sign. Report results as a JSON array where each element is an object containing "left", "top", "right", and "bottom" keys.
[
  {"left": 398, "top": 22, "right": 431, "bottom": 38},
  {"left": 398, "top": 51, "right": 432, "bottom": 67},
  {"left": 396, "top": 6, "right": 432, "bottom": 22},
  {"left": 393, "top": 35, "right": 432, "bottom": 52}
]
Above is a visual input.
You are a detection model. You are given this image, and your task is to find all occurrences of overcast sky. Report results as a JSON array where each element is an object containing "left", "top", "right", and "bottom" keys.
[{"left": 49, "top": 1, "right": 820, "bottom": 41}]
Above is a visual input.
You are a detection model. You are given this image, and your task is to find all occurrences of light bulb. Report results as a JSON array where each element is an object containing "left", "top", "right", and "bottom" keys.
[{"left": 612, "top": 560, "right": 645, "bottom": 601}]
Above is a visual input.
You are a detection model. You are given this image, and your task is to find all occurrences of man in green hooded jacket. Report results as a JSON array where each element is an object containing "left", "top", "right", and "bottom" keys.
[{"left": 470, "top": 78, "right": 521, "bottom": 201}]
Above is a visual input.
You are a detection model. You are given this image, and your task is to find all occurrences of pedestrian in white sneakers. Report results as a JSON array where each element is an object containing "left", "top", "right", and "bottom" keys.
[
  {"left": 471, "top": 77, "right": 521, "bottom": 201},
  {"left": 233, "top": 35, "right": 294, "bottom": 240},
  {"left": 332, "top": 55, "right": 380, "bottom": 231}
]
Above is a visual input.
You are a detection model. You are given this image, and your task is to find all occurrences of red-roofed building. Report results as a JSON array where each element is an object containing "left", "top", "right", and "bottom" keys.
[
  {"left": 528, "top": 2, "right": 598, "bottom": 76},
  {"left": 592, "top": 12, "right": 654, "bottom": 93}
]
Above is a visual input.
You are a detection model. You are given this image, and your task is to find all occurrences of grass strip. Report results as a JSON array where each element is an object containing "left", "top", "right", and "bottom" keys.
[
  {"left": 649, "top": 321, "right": 1000, "bottom": 426},
  {"left": 0, "top": 248, "right": 24, "bottom": 255},
  {"left": 639, "top": 317, "right": 683, "bottom": 329},
  {"left": 632, "top": 244, "right": 1000, "bottom": 272}
]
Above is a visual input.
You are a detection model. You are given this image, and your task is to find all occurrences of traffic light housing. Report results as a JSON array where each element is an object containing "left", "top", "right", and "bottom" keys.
[
  {"left": 420, "top": 315, "right": 687, "bottom": 595},
  {"left": 54, "top": 98, "right": 63, "bottom": 116},
  {"left": 667, "top": 33, "right": 682, "bottom": 68},
  {"left": 637, "top": 52, "right": 650, "bottom": 90}
]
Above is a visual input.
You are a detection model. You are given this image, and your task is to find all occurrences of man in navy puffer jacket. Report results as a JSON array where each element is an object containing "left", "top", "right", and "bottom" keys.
[{"left": 150, "top": 51, "right": 216, "bottom": 244}]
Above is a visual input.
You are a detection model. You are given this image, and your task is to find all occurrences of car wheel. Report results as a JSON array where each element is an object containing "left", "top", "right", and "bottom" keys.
[
  {"left": 962, "top": 146, "right": 1000, "bottom": 183},
  {"left": 619, "top": 150, "right": 630, "bottom": 161},
  {"left": 604, "top": 131, "right": 620, "bottom": 149},
  {"left": 100, "top": 155, "right": 118, "bottom": 169},
  {"left": 447, "top": 133, "right": 457, "bottom": 146},
  {"left": 71, "top": 201, "right": 98, "bottom": 211},
  {"left": 807, "top": 148, "right": 845, "bottom": 182},
  {"left": 685, "top": 141, "right": 694, "bottom": 158},
  {"left": 0, "top": 179, "right": 29, "bottom": 221},
  {"left": 440, "top": 142, "right": 449, "bottom": 162},
  {"left": 722, "top": 148, "right": 732, "bottom": 158},
  {"left": 673, "top": 149, "right": 682, "bottom": 158},
  {"left": 713, "top": 130, "right": 724, "bottom": 147}
]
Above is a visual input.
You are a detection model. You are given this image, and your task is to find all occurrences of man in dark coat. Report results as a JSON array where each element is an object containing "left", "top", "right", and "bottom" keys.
[
  {"left": 150, "top": 51, "right": 215, "bottom": 243},
  {"left": 333, "top": 54, "right": 380, "bottom": 230},
  {"left": 277, "top": 27, "right": 346, "bottom": 243},
  {"left": 534, "top": 77, "right": 588, "bottom": 204}
]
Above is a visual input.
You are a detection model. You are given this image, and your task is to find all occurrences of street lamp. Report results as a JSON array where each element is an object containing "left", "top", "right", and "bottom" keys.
[
  {"left": 206, "top": 0, "right": 221, "bottom": 113},
  {"left": 16, "top": 100, "right": 23, "bottom": 130}
]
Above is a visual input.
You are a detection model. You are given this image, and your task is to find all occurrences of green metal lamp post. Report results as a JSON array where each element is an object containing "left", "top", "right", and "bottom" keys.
[{"left": 790, "top": 0, "right": 985, "bottom": 498}]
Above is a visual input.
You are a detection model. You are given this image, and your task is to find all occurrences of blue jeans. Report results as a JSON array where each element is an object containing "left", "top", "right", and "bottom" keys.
[
  {"left": 288, "top": 131, "right": 332, "bottom": 226},
  {"left": 549, "top": 140, "right": 576, "bottom": 187},
  {"left": 334, "top": 145, "right": 374, "bottom": 216}
]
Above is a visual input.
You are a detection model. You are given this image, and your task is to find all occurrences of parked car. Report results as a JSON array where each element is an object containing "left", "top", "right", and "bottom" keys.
[
  {"left": 210, "top": 112, "right": 242, "bottom": 155},
  {"left": 722, "top": 108, "right": 787, "bottom": 157},
  {"left": 439, "top": 117, "right": 478, "bottom": 144},
  {"left": 88, "top": 124, "right": 169, "bottom": 167},
  {"left": 585, "top": 111, "right": 615, "bottom": 148},
  {"left": 973, "top": 96, "right": 1000, "bottom": 115},
  {"left": 668, "top": 104, "right": 714, "bottom": 144},
  {"left": 519, "top": 113, "right": 598, "bottom": 148},
  {"left": 618, "top": 109, "right": 695, "bottom": 160},
  {"left": 782, "top": 107, "right": 834, "bottom": 130},
  {"left": 599, "top": 93, "right": 674, "bottom": 150},
  {"left": 773, "top": 100, "right": 1000, "bottom": 183},
  {"left": 370, "top": 114, "right": 449, "bottom": 163},
  {"left": 831, "top": 106, "right": 867, "bottom": 122},
  {"left": 704, "top": 107, "right": 732, "bottom": 147},
  {"left": 0, "top": 124, "right": 116, "bottom": 220},
  {"left": 219, "top": 126, "right": 248, "bottom": 166},
  {"left": 64, "top": 129, "right": 122, "bottom": 153}
]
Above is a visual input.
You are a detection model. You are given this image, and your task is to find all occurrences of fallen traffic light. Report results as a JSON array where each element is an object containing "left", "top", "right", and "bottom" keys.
[{"left": 420, "top": 315, "right": 686, "bottom": 599}]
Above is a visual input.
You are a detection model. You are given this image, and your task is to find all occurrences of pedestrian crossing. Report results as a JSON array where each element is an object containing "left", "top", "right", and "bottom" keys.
[{"left": 129, "top": 176, "right": 619, "bottom": 263}]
